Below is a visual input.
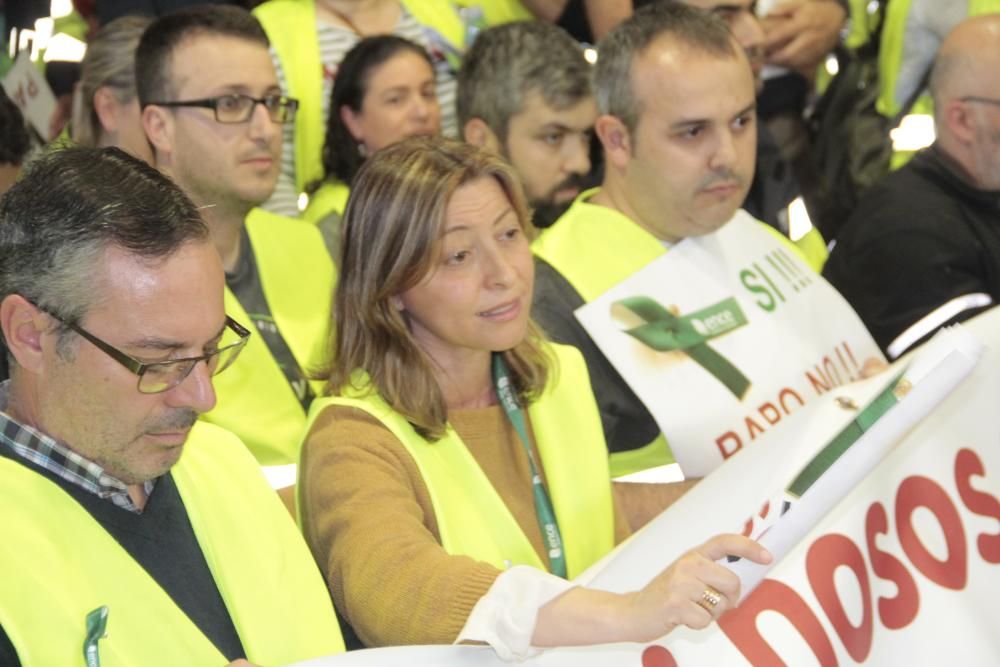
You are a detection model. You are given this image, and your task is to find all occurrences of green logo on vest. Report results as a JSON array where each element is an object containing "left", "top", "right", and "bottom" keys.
[
  {"left": 83, "top": 605, "right": 109, "bottom": 667},
  {"left": 613, "top": 296, "right": 752, "bottom": 399}
]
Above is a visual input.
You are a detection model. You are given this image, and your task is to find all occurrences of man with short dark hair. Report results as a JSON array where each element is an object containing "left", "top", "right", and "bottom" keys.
[
  {"left": 0, "top": 146, "right": 342, "bottom": 666},
  {"left": 138, "top": 6, "right": 335, "bottom": 466},
  {"left": 532, "top": 4, "right": 757, "bottom": 476},
  {"left": 674, "top": 0, "right": 825, "bottom": 246},
  {"left": 531, "top": 3, "right": 855, "bottom": 477},
  {"left": 824, "top": 15, "right": 1000, "bottom": 359},
  {"left": 458, "top": 21, "right": 597, "bottom": 227}
]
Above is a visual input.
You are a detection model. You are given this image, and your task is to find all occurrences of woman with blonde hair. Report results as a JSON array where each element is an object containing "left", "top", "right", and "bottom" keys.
[
  {"left": 299, "top": 136, "right": 770, "bottom": 656},
  {"left": 72, "top": 15, "right": 153, "bottom": 163}
]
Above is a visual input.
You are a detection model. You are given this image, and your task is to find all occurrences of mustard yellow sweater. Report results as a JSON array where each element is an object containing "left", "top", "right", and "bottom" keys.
[{"left": 299, "top": 403, "right": 630, "bottom": 647}]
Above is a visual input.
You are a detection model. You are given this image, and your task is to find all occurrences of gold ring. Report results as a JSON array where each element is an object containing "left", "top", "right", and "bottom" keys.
[{"left": 697, "top": 587, "right": 723, "bottom": 613}]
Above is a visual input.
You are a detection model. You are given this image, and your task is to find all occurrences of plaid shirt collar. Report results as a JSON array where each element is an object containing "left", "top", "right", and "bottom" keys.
[{"left": 0, "top": 381, "right": 156, "bottom": 513}]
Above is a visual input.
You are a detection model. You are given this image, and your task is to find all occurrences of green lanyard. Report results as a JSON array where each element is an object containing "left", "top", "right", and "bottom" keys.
[{"left": 491, "top": 353, "right": 568, "bottom": 579}]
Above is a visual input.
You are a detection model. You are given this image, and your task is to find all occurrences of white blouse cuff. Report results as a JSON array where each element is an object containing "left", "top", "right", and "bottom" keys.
[{"left": 455, "top": 565, "right": 576, "bottom": 662}]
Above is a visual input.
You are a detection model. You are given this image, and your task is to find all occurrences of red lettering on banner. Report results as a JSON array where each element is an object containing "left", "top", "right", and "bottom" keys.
[
  {"left": 714, "top": 388, "right": 806, "bottom": 459},
  {"left": 759, "top": 402, "right": 782, "bottom": 426},
  {"left": 716, "top": 431, "right": 742, "bottom": 459},
  {"left": 806, "top": 368, "right": 831, "bottom": 394},
  {"left": 807, "top": 534, "right": 873, "bottom": 662},
  {"left": 742, "top": 501, "right": 773, "bottom": 537},
  {"left": 12, "top": 83, "right": 27, "bottom": 109},
  {"left": 778, "top": 387, "right": 805, "bottom": 413},
  {"left": 641, "top": 645, "right": 678, "bottom": 667},
  {"left": 896, "top": 476, "right": 967, "bottom": 590},
  {"left": 834, "top": 346, "right": 859, "bottom": 383},
  {"left": 864, "top": 502, "right": 919, "bottom": 629},
  {"left": 716, "top": 446, "right": 1000, "bottom": 664},
  {"left": 822, "top": 356, "right": 843, "bottom": 387},
  {"left": 719, "top": 579, "right": 838, "bottom": 667},
  {"left": 954, "top": 448, "right": 1000, "bottom": 563},
  {"left": 805, "top": 342, "right": 862, "bottom": 397}
]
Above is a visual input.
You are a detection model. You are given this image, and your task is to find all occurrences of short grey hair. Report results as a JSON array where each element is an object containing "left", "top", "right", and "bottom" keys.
[
  {"left": 457, "top": 21, "right": 592, "bottom": 142},
  {"left": 0, "top": 147, "right": 208, "bottom": 360},
  {"left": 594, "top": 2, "right": 738, "bottom": 134}
]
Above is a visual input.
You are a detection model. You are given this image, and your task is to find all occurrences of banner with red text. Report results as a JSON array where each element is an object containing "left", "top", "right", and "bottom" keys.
[
  {"left": 575, "top": 211, "right": 884, "bottom": 477},
  {"left": 292, "top": 308, "right": 1000, "bottom": 667}
]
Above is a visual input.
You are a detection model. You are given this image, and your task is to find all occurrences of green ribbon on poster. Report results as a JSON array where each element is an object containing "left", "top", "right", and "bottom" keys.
[{"left": 614, "top": 296, "right": 752, "bottom": 399}]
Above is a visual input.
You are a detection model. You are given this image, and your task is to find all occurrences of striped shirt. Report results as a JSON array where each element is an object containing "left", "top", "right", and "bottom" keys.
[
  {"left": 0, "top": 381, "right": 155, "bottom": 514},
  {"left": 263, "top": 6, "right": 460, "bottom": 217}
]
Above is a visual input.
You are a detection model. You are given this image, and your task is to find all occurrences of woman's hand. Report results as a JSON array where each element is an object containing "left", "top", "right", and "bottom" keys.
[
  {"left": 762, "top": 0, "right": 846, "bottom": 75},
  {"left": 622, "top": 533, "right": 772, "bottom": 642},
  {"left": 532, "top": 533, "right": 772, "bottom": 646}
]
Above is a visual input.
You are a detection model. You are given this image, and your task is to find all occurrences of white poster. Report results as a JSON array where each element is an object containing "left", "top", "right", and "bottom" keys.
[
  {"left": 1, "top": 51, "right": 56, "bottom": 139},
  {"left": 576, "top": 212, "right": 884, "bottom": 477}
]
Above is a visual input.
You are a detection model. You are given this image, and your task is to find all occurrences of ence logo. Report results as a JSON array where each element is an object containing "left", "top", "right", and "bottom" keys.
[{"left": 614, "top": 296, "right": 751, "bottom": 399}]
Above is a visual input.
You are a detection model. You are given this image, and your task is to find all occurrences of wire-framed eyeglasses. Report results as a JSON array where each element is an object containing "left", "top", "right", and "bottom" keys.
[{"left": 46, "top": 310, "right": 252, "bottom": 394}]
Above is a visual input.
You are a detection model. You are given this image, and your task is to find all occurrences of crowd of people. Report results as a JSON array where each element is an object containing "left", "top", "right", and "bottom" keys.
[{"left": 1, "top": 0, "right": 998, "bottom": 664}]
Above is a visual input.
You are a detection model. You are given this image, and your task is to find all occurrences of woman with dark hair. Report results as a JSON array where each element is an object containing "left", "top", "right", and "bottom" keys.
[
  {"left": 303, "top": 35, "right": 440, "bottom": 241},
  {"left": 299, "top": 136, "right": 771, "bottom": 656}
]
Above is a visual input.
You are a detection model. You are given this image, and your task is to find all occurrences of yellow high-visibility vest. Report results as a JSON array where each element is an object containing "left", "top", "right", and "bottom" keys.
[
  {"left": 0, "top": 421, "right": 344, "bottom": 666},
  {"left": 305, "top": 343, "right": 615, "bottom": 577},
  {"left": 203, "top": 207, "right": 335, "bottom": 465}
]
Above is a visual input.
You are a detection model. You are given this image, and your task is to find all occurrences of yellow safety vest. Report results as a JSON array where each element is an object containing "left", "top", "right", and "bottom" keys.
[
  {"left": 254, "top": 0, "right": 467, "bottom": 195},
  {"left": 877, "top": 0, "right": 1000, "bottom": 125},
  {"left": 202, "top": 208, "right": 335, "bottom": 466},
  {"left": 0, "top": 421, "right": 344, "bottom": 666},
  {"left": 303, "top": 179, "right": 351, "bottom": 224},
  {"left": 305, "top": 343, "right": 614, "bottom": 577}
]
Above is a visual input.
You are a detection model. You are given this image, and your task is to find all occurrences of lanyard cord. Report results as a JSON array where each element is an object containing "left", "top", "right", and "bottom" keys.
[{"left": 491, "top": 353, "right": 568, "bottom": 578}]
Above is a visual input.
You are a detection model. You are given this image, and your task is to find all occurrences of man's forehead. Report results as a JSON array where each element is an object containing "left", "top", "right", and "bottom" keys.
[
  {"left": 631, "top": 41, "right": 754, "bottom": 118},
  {"left": 512, "top": 89, "right": 596, "bottom": 129},
  {"left": 168, "top": 33, "right": 277, "bottom": 94},
  {"left": 633, "top": 34, "right": 747, "bottom": 84},
  {"left": 89, "top": 243, "right": 226, "bottom": 342}
]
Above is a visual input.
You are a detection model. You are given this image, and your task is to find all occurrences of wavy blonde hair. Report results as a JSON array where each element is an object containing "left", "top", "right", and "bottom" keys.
[{"left": 323, "top": 136, "right": 552, "bottom": 439}]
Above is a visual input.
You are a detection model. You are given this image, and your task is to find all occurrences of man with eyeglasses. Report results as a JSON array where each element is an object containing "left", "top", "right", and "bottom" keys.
[
  {"left": 823, "top": 14, "right": 1000, "bottom": 359},
  {"left": 137, "top": 6, "right": 336, "bottom": 468},
  {"left": 0, "top": 147, "right": 343, "bottom": 665}
]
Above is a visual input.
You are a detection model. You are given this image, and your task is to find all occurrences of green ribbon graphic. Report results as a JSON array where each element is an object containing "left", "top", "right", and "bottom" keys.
[
  {"left": 615, "top": 296, "right": 752, "bottom": 399},
  {"left": 84, "top": 605, "right": 108, "bottom": 667}
]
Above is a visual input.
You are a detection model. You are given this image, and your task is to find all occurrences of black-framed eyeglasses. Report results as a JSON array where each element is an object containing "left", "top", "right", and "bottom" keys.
[
  {"left": 145, "top": 93, "right": 299, "bottom": 124},
  {"left": 960, "top": 95, "right": 1000, "bottom": 109},
  {"left": 47, "top": 311, "right": 252, "bottom": 394}
]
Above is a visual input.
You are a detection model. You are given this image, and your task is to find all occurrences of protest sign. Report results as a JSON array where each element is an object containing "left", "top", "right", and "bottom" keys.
[{"left": 576, "top": 212, "right": 883, "bottom": 476}]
